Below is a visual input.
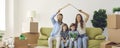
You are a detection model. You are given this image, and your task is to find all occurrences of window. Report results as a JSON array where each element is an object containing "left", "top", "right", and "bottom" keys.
[{"left": 0, "top": 0, "right": 5, "bottom": 31}]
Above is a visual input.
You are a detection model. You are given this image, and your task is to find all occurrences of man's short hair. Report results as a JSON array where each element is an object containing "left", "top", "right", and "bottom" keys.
[{"left": 58, "top": 13, "right": 63, "bottom": 16}]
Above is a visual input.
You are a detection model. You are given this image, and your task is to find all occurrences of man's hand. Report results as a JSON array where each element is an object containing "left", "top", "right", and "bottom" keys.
[
  {"left": 57, "top": 9, "right": 61, "bottom": 14},
  {"left": 59, "top": 3, "right": 71, "bottom": 10},
  {"left": 57, "top": 3, "right": 71, "bottom": 14}
]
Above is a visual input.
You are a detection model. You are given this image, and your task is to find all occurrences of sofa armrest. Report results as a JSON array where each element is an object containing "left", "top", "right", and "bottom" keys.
[
  {"left": 95, "top": 35, "right": 106, "bottom": 40},
  {"left": 39, "top": 34, "right": 48, "bottom": 40}
]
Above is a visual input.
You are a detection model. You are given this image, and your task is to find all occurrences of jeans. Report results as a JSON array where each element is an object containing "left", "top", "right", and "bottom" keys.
[
  {"left": 61, "top": 40, "right": 69, "bottom": 48},
  {"left": 69, "top": 39, "right": 77, "bottom": 48},
  {"left": 77, "top": 34, "right": 88, "bottom": 48},
  {"left": 48, "top": 36, "right": 61, "bottom": 48}
]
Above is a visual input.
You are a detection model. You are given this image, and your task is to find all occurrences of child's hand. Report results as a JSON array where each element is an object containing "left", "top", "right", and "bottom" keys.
[
  {"left": 71, "top": 38, "right": 74, "bottom": 41},
  {"left": 63, "top": 40, "right": 66, "bottom": 43}
]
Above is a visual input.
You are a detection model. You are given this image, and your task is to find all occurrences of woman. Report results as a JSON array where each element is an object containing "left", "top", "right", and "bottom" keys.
[{"left": 75, "top": 10, "right": 89, "bottom": 48}]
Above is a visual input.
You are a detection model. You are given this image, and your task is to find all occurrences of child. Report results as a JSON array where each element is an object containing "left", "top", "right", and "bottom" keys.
[
  {"left": 60, "top": 23, "right": 69, "bottom": 48},
  {"left": 69, "top": 23, "right": 79, "bottom": 48}
]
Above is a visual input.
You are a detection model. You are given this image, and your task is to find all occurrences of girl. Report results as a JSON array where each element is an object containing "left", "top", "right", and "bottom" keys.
[
  {"left": 69, "top": 23, "right": 79, "bottom": 48},
  {"left": 75, "top": 10, "right": 89, "bottom": 48},
  {"left": 60, "top": 23, "right": 69, "bottom": 48}
]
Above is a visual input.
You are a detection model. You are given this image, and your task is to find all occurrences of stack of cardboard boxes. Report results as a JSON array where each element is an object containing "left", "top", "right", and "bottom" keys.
[
  {"left": 101, "top": 14, "right": 120, "bottom": 48},
  {"left": 14, "top": 22, "right": 39, "bottom": 48},
  {"left": 107, "top": 14, "right": 120, "bottom": 43}
]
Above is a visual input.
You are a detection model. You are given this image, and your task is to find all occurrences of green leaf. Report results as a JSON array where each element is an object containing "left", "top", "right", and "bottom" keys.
[{"left": 91, "top": 9, "right": 107, "bottom": 31}]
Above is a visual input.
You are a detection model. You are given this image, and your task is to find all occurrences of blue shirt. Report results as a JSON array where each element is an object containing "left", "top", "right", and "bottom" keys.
[{"left": 50, "top": 13, "right": 63, "bottom": 37}]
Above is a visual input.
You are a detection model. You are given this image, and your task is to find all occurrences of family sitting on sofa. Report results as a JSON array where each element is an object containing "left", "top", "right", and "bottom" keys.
[{"left": 48, "top": 4, "right": 89, "bottom": 48}]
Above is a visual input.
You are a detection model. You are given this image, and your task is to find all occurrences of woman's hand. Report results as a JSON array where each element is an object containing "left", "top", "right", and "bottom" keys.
[
  {"left": 78, "top": 9, "right": 89, "bottom": 22},
  {"left": 78, "top": 10, "right": 83, "bottom": 13}
]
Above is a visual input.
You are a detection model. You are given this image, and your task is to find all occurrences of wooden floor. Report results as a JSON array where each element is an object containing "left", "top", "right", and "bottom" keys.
[{"left": 35, "top": 46, "right": 48, "bottom": 48}]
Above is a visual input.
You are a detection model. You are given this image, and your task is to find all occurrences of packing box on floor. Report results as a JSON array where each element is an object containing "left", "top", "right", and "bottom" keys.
[
  {"left": 30, "top": 22, "right": 38, "bottom": 33},
  {"left": 108, "top": 29, "right": 120, "bottom": 43},
  {"left": 107, "top": 14, "right": 120, "bottom": 29},
  {"left": 100, "top": 41, "right": 119, "bottom": 48},
  {"left": 112, "top": 45, "right": 120, "bottom": 48},
  {"left": 112, "top": 43, "right": 120, "bottom": 48},
  {"left": 14, "top": 37, "right": 28, "bottom": 48},
  {"left": 22, "top": 32, "right": 39, "bottom": 44},
  {"left": 100, "top": 41, "right": 112, "bottom": 48}
]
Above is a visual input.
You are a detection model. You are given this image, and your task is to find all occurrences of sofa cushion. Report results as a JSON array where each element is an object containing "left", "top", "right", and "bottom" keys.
[
  {"left": 88, "top": 40, "right": 104, "bottom": 48},
  {"left": 37, "top": 40, "right": 48, "bottom": 46},
  {"left": 40, "top": 27, "right": 52, "bottom": 37},
  {"left": 86, "top": 28, "right": 102, "bottom": 39},
  {"left": 95, "top": 35, "right": 106, "bottom": 40},
  {"left": 39, "top": 34, "right": 48, "bottom": 40},
  {"left": 38, "top": 39, "right": 56, "bottom": 46}
]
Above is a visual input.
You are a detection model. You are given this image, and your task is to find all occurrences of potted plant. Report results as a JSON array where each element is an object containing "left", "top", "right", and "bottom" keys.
[
  {"left": 113, "top": 7, "right": 120, "bottom": 14},
  {"left": 19, "top": 34, "right": 26, "bottom": 40},
  {"left": 91, "top": 9, "right": 107, "bottom": 31}
]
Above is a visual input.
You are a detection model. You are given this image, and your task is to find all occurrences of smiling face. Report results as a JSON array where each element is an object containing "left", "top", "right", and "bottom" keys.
[
  {"left": 57, "top": 14, "right": 63, "bottom": 22},
  {"left": 71, "top": 26, "right": 76, "bottom": 31},
  {"left": 63, "top": 25, "right": 67, "bottom": 32},
  {"left": 76, "top": 14, "right": 82, "bottom": 22},
  {"left": 62, "top": 23, "right": 68, "bottom": 32},
  {"left": 70, "top": 23, "right": 76, "bottom": 31}
]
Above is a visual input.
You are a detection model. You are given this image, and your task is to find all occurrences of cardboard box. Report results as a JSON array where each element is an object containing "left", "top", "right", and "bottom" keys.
[
  {"left": 100, "top": 41, "right": 112, "bottom": 48},
  {"left": 22, "top": 32, "right": 39, "bottom": 44},
  {"left": 107, "top": 14, "right": 120, "bottom": 29},
  {"left": 14, "top": 37, "right": 28, "bottom": 48},
  {"left": 101, "top": 41, "right": 118, "bottom": 48},
  {"left": 30, "top": 22, "right": 38, "bottom": 33},
  {"left": 108, "top": 29, "right": 120, "bottom": 43},
  {"left": 112, "top": 43, "right": 120, "bottom": 48},
  {"left": 112, "top": 46, "right": 120, "bottom": 48},
  {"left": 28, "top": 44, "right": 37, "bottom": 48}
]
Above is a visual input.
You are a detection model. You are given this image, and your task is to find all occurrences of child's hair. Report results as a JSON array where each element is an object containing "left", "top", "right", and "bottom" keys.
[
  {"left": 70, "top": 23, "right": 77, "bottom": 31},
  {"left": 61, "top": 23, "right": 69, "bottom": 32}
]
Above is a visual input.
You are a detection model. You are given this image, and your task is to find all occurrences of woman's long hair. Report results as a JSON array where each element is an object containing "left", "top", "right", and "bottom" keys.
[
  {"left": 61, "top": 23, "right": 69, "bottom": 32},
  {"left": 75, "top": 14, "right": 84, "bottom": 29}
]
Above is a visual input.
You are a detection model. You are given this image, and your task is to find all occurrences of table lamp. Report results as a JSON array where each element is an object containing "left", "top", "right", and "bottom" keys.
[{"left": 27, "top": 10, "right": 36, "bottom": 22}]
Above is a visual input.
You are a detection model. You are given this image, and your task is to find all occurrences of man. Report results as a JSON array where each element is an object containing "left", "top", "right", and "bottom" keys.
[{"left": 48, "top": 9, "right": 63, "bottom": 48}]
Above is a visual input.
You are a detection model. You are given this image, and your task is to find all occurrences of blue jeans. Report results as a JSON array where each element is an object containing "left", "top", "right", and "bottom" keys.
[
  {"left": 77, "top": 34, "right": 88, "bottom": 48},
  {"left": 69, "top": 39, "right": 77, "bottom": 48},
  {"left": 61, "top": 40, "right": 69, "bottom": 48}
]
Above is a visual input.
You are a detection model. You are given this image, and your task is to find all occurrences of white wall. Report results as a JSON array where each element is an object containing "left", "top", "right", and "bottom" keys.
[
  {"left": 5, "top": 0, "right": 14, "bottom": 37},
  {"left": 6, "top": 0, "right": 120, "bottom": 36},
  {"left": 0, "top": 0, "right": 5, "bottom": 31}
]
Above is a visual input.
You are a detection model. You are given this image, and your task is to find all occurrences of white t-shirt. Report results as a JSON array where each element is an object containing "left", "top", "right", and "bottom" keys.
[{"left": 77, "top": 22, "right": 86, "bottom": 35}]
